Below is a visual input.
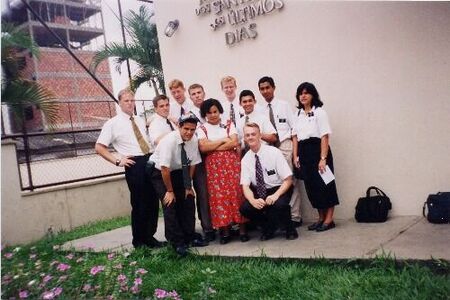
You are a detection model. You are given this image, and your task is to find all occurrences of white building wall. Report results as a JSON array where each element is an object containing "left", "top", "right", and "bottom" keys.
[{"left": 154, "top": 1, "right": 450, "bottom": 219}]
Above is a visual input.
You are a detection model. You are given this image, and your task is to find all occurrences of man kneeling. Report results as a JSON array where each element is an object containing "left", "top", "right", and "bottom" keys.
[{"left": 239, "top": 123, "right": 298, "bottom": 241}]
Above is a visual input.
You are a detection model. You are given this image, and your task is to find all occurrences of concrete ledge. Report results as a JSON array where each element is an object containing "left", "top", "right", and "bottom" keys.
[{"left": 61, "top": 216, "right": 450, "bottom": 260}]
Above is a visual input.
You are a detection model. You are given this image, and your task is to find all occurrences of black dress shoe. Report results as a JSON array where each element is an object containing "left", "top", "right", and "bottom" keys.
[
  {"left": 260, "top": 232, "right": 275, "bottom": 241},
  {"left": 204, "top": 231, "right": 216, "bottom": 242},
  {"left": 219, "top": 235, "right": 231, "bottom": 245},
  {"left": 292, "top": 219, "right": 303, "bottom": 228},
  {"left": 147, "top": 237, "right": 167, "bottom": 248},
  {"left": 286, "top": 229, "right": 299, "bottom": 240},
  {"left": 191, "top": 238, "right": 209, "bottom": 247},
  {"left": 307, "top": 221, "right": 323, "bottom": 231},
  {"left": 175, "top": 245, "right": 188, "bottom": 257},
  {"left": 239, "top": 234, "right": 250, "bottom": 242},
  {"left": 316, "top": 221, "right": 336, "bottom": 232}
]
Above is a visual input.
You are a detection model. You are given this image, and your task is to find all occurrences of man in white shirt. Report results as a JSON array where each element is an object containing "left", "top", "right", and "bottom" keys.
[
  {"left": 258, "top": 76, "right": 303, "bottom": 228},
  {"left": 187, "top": 83, "right": 215, "bottom": 241},
  {"left": 148, "top": 94, "right": 177, "bottom": 149},
  {"left": 188, "top": 83, "right": 207, "bottom": 124},
  {"left": 168, "top": 79, "right": 194, "bottom": 121},
  {"left": 236, "top": 89, "right": 277, "bottom": 150},
  {"left": 149, "top": 114, "right": 208, "bottom": 256},
  {"left": 240, "top": 123, "right": 298, "bottom": 241},
  {"left": 220, "top": 76, "right": 243, "bottom": 127},
  {"left": 95, "top": 88, "right": 163, "bottom": 249}
]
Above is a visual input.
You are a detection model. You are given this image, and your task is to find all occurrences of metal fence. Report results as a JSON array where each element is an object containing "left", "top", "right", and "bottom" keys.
[{"left": 1, "top": 100, "right": 153, "bottom": 191}]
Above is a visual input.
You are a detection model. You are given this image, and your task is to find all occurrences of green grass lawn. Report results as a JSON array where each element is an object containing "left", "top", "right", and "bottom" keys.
[{"left": 2, "top": 216, "right": 449, "bottom": 300}]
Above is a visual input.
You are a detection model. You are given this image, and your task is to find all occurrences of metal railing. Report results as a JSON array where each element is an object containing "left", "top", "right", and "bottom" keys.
[{"left": 1, "top": 100, "right": 153, "bottom": 191}]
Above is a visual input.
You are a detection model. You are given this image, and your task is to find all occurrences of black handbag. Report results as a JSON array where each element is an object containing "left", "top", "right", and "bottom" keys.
[
  {"left": 355, "top": 186, "right": 392, "bottom": 223},
  {"left": 423, "top": 192, "right": 450, "bottom": 224}
]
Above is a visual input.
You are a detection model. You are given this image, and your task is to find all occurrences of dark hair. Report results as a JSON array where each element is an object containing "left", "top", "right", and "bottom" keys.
[
  {"left": 152, "top": 94, "right": 169, "bottom": 107},
  {"left": 239, "top": 89, "right": 255, "bottom": 103},
  {"left": 200, "top": 98, "right": 223, "bottom": 118},
  {"left": 179, "top": 115, "right": 199, "bottom": 127},
  {"left": 295, "top": 82, "right": 323, "bottom": 109},
  {"left": 258, "top": 76, "right": 275, "bottom": 88}
]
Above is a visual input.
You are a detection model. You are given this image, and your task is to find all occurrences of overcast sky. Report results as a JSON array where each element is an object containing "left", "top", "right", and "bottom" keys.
[{"left": 101, "top": 0, "right": 155, "bottom": 101}]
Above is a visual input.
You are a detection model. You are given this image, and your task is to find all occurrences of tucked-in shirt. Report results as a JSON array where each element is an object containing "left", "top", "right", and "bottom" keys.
[
  {"left": 148, "top": 113, "right": 177, "bottom": 148},
  {"left": 241, "top": 144, "right": 292, "bottom": 189},
  {"left": 150, "top": 130, "right": 201, "bottom": 171},
  {"left": 196, "top": 121, "right": 238, "bottom": 141},
  {"left": 292, "top": 106, "right": 332, "bottom": 141},
  {"left": 169, "top": 99, "right": 194, "bottom": 121},
  {"left": 236, "top": 110, "right": 277, "bottom": 146},
  {"left": 97, "top": 110, "right": 149, "bottom": 156},
  {"left": 220, "top": 98, "right": 244, "bottom": 124},
  {"left": 256, "top": 98, "right": 295, "bottom": 143}
]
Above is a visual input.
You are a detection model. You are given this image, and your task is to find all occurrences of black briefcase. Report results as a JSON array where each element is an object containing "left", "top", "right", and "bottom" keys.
[
  {"left": 423, "top": 192, "right": 450, "bottom": 224},
  {"left": 355, "top": 186, "right": 392, "bottom": 223}
]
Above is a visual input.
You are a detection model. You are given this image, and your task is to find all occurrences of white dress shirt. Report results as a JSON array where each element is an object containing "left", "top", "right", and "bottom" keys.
[
  {"left": 148, "top": 113, "right": 177, "bottom": 148},
  {"left": 256, "top": 98, "right": 295, "bottom": 143},
  {"left": 236, "top": 110, "right": 277, "bottom": 146},
  {"left": 241, "top": 144, "right": 292, "bottom": 189},
  {"left": 169, "top": 99, "right": 194, "bottom": 121},
  {"left": 196, "top": 121, "right": 238, "bottom": 141},
  {"left": 189, "top": 106, "right": 206, "bottom": 124},
  {"left": 150, "top": 130, "right": 201, "bottom": 171},
  {"left": 97, "top": 110, "right": 149, "bottom": 156},
  {"left": 292, "top": 106, "right": 332, "bottom": 141}
]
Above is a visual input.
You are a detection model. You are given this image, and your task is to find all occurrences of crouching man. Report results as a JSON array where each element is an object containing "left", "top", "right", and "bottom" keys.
[
  {"left": 239, "top": 123, "right": 298, "bottom": 241},
  {"left": 149, "top": 114, "right": 208, "bottom": 256}
]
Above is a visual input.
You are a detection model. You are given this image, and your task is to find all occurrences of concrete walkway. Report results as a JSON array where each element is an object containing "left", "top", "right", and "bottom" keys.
[{"left": 62, "top": 216, "right": 450, "bottom": 260}]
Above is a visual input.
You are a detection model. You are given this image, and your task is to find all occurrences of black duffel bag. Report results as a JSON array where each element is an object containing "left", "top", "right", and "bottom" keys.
[
  {"left": 355, "top": 186, "right": 392, "bottom": 223},
  {"left": 423, "top": 192, "right": 450, "bottom": 224}
]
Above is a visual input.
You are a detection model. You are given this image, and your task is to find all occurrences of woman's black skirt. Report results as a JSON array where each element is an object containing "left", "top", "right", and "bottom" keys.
[{"left": 298, "top": 137, "right": 339, "bottom": 209}]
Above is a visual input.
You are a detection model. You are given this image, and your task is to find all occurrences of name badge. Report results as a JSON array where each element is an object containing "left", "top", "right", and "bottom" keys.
[
  {"left": 278, "top": 118, "right": 286, "bottom": 123},
  {"left": 266, "top": 169, "right": 276, "bottom": 176}
]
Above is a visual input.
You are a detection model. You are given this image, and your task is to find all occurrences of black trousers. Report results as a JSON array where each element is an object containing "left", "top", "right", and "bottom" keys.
[
  {"left": 124, "top": 154, "right": 159, "bottom": 248},
  {"left": 193, "top": 161, "right": 213, "bottom": 232},
  {"left": 151, "top": 169, "right": 196, "bottom": 247},
  {"left": 240, "top": 186, "right": 294, "bottom": 234}
]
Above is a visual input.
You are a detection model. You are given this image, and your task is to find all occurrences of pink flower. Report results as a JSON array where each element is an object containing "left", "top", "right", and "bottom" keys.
[
  {"left": 53, "top": 287, "right": 63, "bottom": 297},
  {"left": 167, "top": 290, "right": 181, "bottom": 300},
  {"left": 65, "top": 254, "right": 74, "bottom": 260},
  {"left": 107, "top": 253, "right": 115, "bottom": 260},
  {"left": 43, "top": 275, "right": 53, "bottom": 283},
  {"left": 106, "top": 296, "right": 114, "bottom": 300},
  {"left": 82, "top": 284, "right": 91, "bottom": 292},
  {"left": 130, "top": 285, "right": 140, "bottom": 294},
  {"left": 4, "top": 252, "right": 13, "bottom": 259},
  {"left": 56, "top": 263, "right": 70, "bottom": 272},
  {"left": 154, "top": 289, "right": 168, "bottom": 298},
  {"left": 120, "top": 285, "right": 128, "bottom": 292},
  {"left": 19, "top": 290, "right": 29, "bottom": 298},
  {"left": 90, "top": 266, "right": 105, "bottom": 276},
  {"left": 135, "top": 268, "right": 148, "bottom": 275},
  {"left": 42, "top": 291, "right": 55, "bottom": 300},
  {"left": 2, "top": 274, "right": 13, "bottom": 285},
  {"left": 134, "top": 277, "right": 142, "bottom": 285},
  {"left": 117, "top": 274, "right": 127, "bottom": 283}
]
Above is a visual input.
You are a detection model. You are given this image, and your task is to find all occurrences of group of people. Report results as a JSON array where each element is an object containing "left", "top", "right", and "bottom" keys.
[{"left": 95, "top": 76, "right": 339, "bottom": 256}]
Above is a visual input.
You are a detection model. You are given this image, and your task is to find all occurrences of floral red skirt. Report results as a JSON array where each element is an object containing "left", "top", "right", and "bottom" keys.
[{"left": 205, "top": 149, "right": 246, "bottom": 228}]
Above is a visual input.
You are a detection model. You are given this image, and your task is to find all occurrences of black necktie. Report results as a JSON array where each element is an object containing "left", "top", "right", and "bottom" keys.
[
  {"left": 245, "top": 115, "right": 249, "bottom": 124},
  {"left": 181, "top": 142, "right": 191, "bottom": 189},
  {"left": 180, "top": 106, "right": 185, "bottom": 117},
  {"left": 166, "top": 119, "right": 175, "bottom": 131},
  {"left": 230, "top": 103, "right": 236, "bottom": 126},
  {"left": 268, "top": 103, "right": 277, "bottom": 130},
  {"left": 255, "top": 154, "right": 266, "bottom": 199}
]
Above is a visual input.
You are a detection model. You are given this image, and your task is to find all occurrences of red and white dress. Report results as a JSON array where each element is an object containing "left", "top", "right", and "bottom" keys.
[{"left": 197, "top": 121, "right": 246, "bottom": 228}]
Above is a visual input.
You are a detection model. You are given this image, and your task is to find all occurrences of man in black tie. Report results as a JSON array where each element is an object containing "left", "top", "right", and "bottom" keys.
[
  {"left": 149, "top": 114, "right": 209, "bottom": 256},
  {"left": 148, "top": 94, "right": 177, "bottom": 149},
  {"left": 239, "top": 123, "right": 298, "bottom": 241},
  {"left": 95, "top": 88, "right": 163, "bottom": 249},
  {"left": 168, "top": 79, "right": 193, "bottom": 122}
]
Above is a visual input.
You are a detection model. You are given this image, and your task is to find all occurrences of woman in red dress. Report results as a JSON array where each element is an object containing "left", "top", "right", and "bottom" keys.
[{"left": 197, "top": 98, "right": 248, "bottom": 244}]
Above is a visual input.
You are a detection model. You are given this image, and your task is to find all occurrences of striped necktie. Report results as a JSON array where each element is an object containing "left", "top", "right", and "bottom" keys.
[
  {"left": 255, "top": 154, "right": 267, "bottom": 199},
  {"left": 130, "top": 116, "right": 150, "bottom": 154}
]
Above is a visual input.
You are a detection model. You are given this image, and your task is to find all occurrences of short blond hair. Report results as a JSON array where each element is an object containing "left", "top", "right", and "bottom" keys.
[
  {"left": 168, "top": 79, "right": 185, "bottom": 90},
  {"left": 220, "top": 76, "right": 236, "bottom": 88},
  {"left": 118, "top": 88, "right": 134, "bottom": 101}
]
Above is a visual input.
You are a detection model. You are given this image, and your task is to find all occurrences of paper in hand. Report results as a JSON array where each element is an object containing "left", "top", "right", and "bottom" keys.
[{"left": 319, "top": 165, "right": 335, "bottom": 185}]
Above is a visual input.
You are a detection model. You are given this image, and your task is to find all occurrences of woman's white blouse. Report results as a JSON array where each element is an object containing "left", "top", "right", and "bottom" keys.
[{"left": 292, "top": 106, "right": 332, "bottom": 141}]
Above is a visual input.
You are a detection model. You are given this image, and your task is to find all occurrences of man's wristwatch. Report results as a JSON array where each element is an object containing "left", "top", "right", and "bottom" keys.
[{"left": 115, "top": 159, "right": 121, "bottom": 166}]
